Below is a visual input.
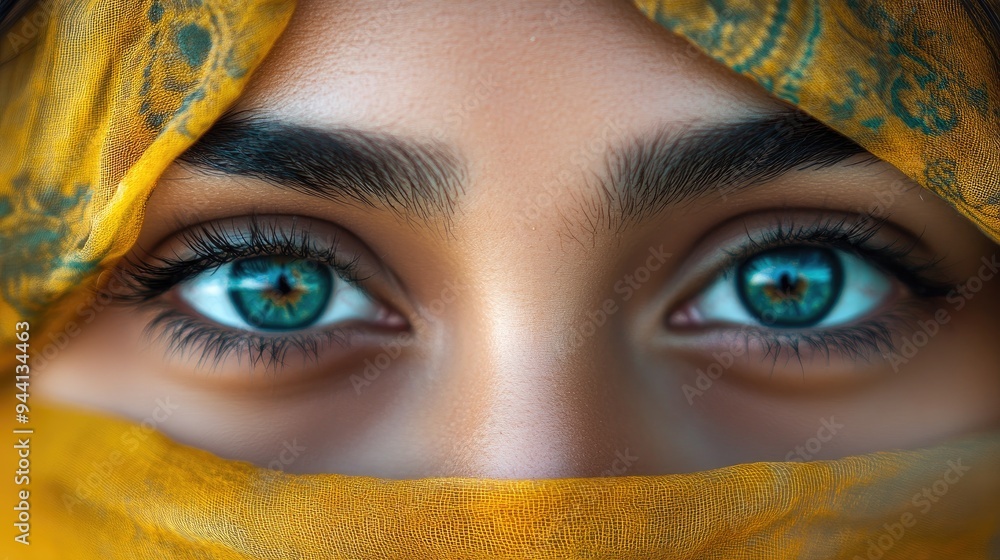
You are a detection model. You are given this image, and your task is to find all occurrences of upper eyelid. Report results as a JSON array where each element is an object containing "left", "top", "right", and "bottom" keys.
[
  {"left": 716, "top": 218, "right": 945, "bottom": 289},
  {"left": 721, "top": 215, "right": 889, "bottom": 262},
  {"left": 114, "top": 217, "right": 399, "bottom": 372},
  {"left": 177, "top": 227, "right": 364, "bottom": 281},
  {"left": 114, "top": 219, "right": 374, "bottom": 304}
]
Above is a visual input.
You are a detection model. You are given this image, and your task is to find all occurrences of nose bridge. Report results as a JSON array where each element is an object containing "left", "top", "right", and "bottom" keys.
[
  {"left": 438, "top": 257, "right": 629, "bottom": 478},
  {"left": 429, "top": 109, "right": 641, "bottom": 476}
]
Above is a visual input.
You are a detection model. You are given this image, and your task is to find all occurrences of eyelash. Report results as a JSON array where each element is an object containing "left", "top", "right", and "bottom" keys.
[
  {"left": 115, "top": 215, "right": 954, "bottom": 373},
  {"left": 709, "top": 215, "right": 954, "bottom": 365},
  {"left": 114, "top": 217, "right": 372, "bottom": 371}
]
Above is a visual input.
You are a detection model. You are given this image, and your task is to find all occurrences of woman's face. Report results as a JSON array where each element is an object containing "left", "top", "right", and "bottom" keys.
[{"left": 36, "top": 0, "right": 1000, "bottom": 478}]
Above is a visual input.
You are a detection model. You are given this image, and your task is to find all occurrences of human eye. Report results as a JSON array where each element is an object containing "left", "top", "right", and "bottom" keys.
[
  {"left": 687, "top": 246, "right": 887, "bottom": 328},
  {"left": 668, "top": 214, "right": 954, "bottom": 369},
  {"left": 179, "top": 256, "right": 378, "bottom": 332},
  {"left": 115, "top": 215, "right": 407, "bottom": 373}
]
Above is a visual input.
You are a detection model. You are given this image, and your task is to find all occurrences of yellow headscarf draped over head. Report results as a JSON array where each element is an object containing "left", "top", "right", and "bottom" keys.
[
  {"left": 635, "top": 0, "right": 1000, "bottom": 243},
  {"left": 0, "top": 0, "right": 294, "bottom": 332},
  {"left": 2, "top": 1, "right": 1000, "bottom": 558}
]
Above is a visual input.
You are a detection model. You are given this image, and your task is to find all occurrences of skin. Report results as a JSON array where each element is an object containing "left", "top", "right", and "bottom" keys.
[{"left": 35, "top": 0, "right": 1000, "bottom": 478}]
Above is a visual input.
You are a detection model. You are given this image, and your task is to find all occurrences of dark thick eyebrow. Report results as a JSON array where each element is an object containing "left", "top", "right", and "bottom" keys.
[
  {"left": 180, "top": 109, "right": 869, "bottom": 234},
  {"left": 177, "top": 111, "right": 464, "bottom": 223},
  {"left": 603, "top": 111, "right": 872, "bottom": 230}
]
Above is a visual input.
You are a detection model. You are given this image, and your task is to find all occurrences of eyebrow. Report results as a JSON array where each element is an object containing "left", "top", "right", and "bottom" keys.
[
  {"left": 602, "top": 111, "right": 871, "bottom": 230},
  {"left": 177, "top": 111, "right": 465, "bottom": 223}
]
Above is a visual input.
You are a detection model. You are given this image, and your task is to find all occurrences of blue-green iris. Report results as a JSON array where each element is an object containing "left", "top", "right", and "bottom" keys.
[
  {"left": 227, "top": 257, "right": 332, "bottom": 331},
  {"left": 737, "top": 247, "right": 842, "bottom": 327}
]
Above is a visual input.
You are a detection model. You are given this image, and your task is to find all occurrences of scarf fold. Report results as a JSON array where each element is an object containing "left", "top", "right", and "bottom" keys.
[{"left": 2, "top": 1, "right": 1000, "bottom": 558}]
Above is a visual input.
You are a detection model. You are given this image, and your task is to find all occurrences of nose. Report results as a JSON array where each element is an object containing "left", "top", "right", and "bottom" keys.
[{"left": 430, "top": 281, "right": 642, "bottom": 479}]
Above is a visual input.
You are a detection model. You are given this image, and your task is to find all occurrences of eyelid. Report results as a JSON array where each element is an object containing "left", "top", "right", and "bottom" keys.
[
  {"left": 716, "top": 215, "right": 950, "bottom": 299},
  {"left": 646, "top": 210, "right": 967, "bottom": 385},
  {"left": 115, "top": 215, "right": 380, "bottom": 304}
]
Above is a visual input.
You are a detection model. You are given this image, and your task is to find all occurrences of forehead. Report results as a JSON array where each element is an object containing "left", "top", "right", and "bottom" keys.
[{"left": 231, "top": 0, "right": 786, "bottom": 145}]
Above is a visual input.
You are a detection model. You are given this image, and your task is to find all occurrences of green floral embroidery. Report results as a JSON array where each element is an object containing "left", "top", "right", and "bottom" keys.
[
  {"left": 834, "top": 0, "right": 965, "bottom": 135},
  {"left": 923, "top": 158, "right": 960, "bottom": 199},
  {"left": 0, "top": 181, "right": 97, "bottom": 317}
]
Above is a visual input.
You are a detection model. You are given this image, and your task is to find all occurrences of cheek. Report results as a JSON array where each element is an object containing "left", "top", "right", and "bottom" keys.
[
  {"left": 901, "top": 284, "right": 1000, "bottom": 428},
  {"left": 34, "top": 309, "right": 184, "bottom": 443},
  {"left": 687, "top": 300, "right": 1000, "bottom": 463}
]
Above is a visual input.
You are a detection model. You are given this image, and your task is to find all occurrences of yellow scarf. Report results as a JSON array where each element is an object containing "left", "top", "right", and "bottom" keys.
[{"left": 2, "top": 0, "right": 1000, "bottom": 557}]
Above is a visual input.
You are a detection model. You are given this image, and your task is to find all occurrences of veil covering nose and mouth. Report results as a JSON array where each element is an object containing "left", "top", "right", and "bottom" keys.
[{"left": 2, "top": 0, "right": 1000, "bottom": 558}]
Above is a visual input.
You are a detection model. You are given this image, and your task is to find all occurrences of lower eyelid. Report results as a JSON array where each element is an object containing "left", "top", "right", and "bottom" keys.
[
  {"left": 660, "top": 225, "right": 946, "bottom": 385},
  {"left": 140, "top": 304, "right": 369, "bottom": 374},
  {"left": 664, "top": 304, "right": 936, "bottom": 391}
]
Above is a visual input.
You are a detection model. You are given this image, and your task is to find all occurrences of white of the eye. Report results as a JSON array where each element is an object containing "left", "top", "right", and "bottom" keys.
[
  {"left": 818, "top": 252, "right": 891, "bottom": 326},
  {"left": 692, "top": 250, "right": 892, "bottom": 327},
  {"left": 177, "top": 261, "right": 380, "bottom": 331}
]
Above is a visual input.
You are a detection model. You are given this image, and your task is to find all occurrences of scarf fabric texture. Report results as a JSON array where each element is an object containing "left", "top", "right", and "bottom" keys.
[{"left": 2, "top": 0, "right": 1000, "bottom": 558}]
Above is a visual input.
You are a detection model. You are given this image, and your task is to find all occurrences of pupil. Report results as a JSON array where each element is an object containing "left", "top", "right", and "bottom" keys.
[
  {"left": 778, "top": 272, "right": 795, "bottom": 295},
  {"left": 276, "top": 273, "right": 293, "bottom": 296}
]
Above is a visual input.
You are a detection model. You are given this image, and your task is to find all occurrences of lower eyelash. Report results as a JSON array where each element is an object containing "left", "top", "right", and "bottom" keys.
[
  {"left": 720, "top": 300, "right": 930, "bottom": 370},
  {"left": 141, "top": 304, "right": 360, "bottom": 372}
]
